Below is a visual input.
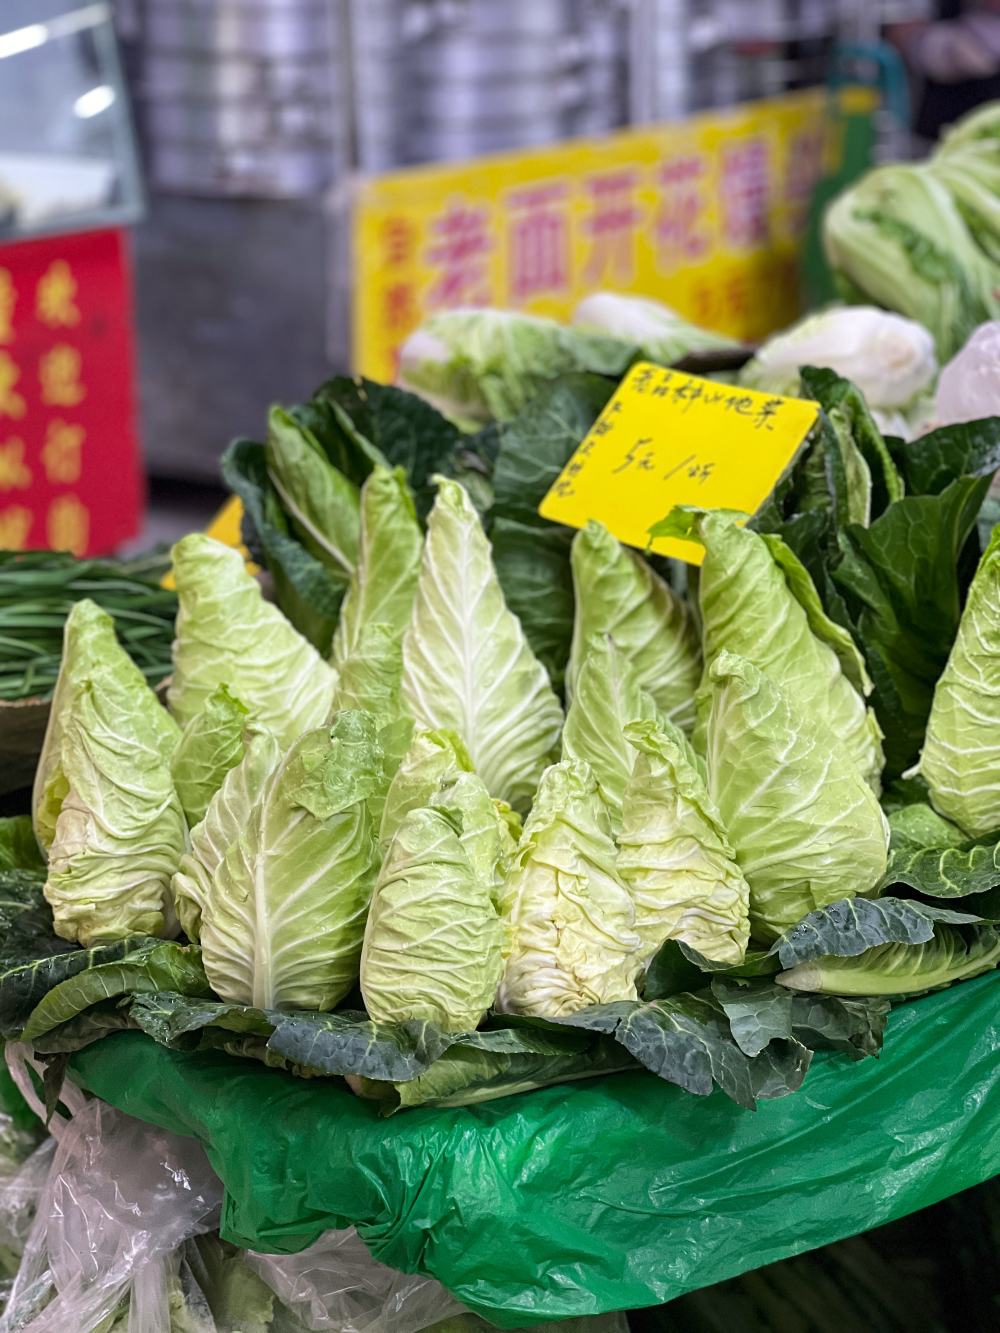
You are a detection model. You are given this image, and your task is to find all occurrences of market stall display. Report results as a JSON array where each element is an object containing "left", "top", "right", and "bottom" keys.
[{"left": 9, "top": 91, "right": 1000, "bottom": 1331}]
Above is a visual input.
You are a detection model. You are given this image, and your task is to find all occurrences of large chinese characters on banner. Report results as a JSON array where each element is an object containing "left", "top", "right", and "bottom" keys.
[
  {"left": 0, "top": 228, "right": 142, "bottom": 556},
  {"left": 353, "top": 90, "right": 826, "bottom": 382}
]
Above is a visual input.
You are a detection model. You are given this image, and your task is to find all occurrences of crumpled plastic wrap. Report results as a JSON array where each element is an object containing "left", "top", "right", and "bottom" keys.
[{"left": 65, "top": 970, "right": 1000, "bottom": 1327}]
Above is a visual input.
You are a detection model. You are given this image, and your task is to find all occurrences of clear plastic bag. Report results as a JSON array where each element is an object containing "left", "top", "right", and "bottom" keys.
[
  {"left": 245, "top": 1229, "right": 466, "bottom": 1333},
  {"left": 0, "top": 1043, "right": 223, "bottom": 1333}
]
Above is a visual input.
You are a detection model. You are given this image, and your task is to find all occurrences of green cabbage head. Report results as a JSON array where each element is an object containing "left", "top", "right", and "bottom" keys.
[
  {"left": 35, "top": 599, "right": 186, "bottom": 945},
  {"left": 618, "top": 719, "right": 750, "bottom": 966},
  {"left": 169, "top": 534, "right": 339, "bottom": 749},
  {"left": 567, "top": 520, "right": 701, "bottom": 732},
  {"left": 496, "top": 759, "right": 641, "bottom": 1017},
  {"left": 200, "top": 711, "right": 383, "bottom": 1010},
  {"left": 705, "top": 652, "right": 889, "bottom": 943},
  {"left": 361, "top": 800, "right": 505, "bottom": 1032},
  {"left": 172, "top": 717, "right": 282, "bottom": 943},
  {"left": 919, "top": 526, "right": 1000, "bottom": 836}
]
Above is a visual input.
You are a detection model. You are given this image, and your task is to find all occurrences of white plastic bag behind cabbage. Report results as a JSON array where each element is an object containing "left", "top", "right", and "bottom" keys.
[
  {"left": 0, "top": 1047, "right": 223, "bottom": 1333},
  {"left": 246, "top": 1229, "right": 465, "bottom": 1333}
]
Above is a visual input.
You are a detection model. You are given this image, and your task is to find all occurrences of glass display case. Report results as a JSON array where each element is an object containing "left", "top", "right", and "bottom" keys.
[{"left": 0, "top": 0, "right": 143, "bottom": 238}]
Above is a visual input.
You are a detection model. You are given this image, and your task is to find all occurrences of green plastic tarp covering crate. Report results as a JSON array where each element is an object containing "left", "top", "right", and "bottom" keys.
[{"left": 66, "top": 970, "right": 1000, "bottom": 1328}]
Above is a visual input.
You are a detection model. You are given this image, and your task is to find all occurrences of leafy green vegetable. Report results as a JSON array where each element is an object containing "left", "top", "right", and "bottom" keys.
[
  {"left": 573, "top": 291, "right": 742, "bottom": 364},
  {"left": 658, "top": 508, "right": 883, "bottom": 790},
  {"left": 172, "top": 719, "right": 282, "bottom": 943},
  {"left": 169, "top": 534, "right": 339, "bottom": 750},
  {"left": 822, "top": 163, "right": 1000, "bottom": 359},
  {"left": 397, "top": 308, "right": 636, "bottom": 424},
  {"left": 560, "top": 635, "right": 663, "bottom": 831},
  {"left": 0, "top": 549, "right": 177, "bottom": 703},
  {"left": 832, "top": 474, "right": 991, "bottom": 778},
  {"left": 302, "top": 375, "right": 466, "bottom": 520},
  {"left": 798, "top": 366, "right": 905, "bottom": 519},
  {"left": 378, "top": 727, "right": 474, "bottom": 851},
  {"left": 22, "top": 940, "right": 211, "bottom": 1042},
  {"left": 497, "top": 760, "right": 641, "bottom": 1017},
  {"left": 0, "top": 869, "right": 71, "bottom": 963},
  {"left": 264, "top": 405, "right": 360, "bottom": 585},
  {"left": 382, "top": 1035, "right": 637, "bottom": 1113},
  {"left": 401, "top": 477, "right": 563, "bottom": 812},
  {"left": 704, "top": 652, "right": 889, "bottom": 943},
  {"left": 568, "top": 519, "right": 701, "bottom": 730},
  {"left": 887, "top": 801, "right": 966, "bottom": 850},
  {"left": 919, "top": 526, "right": 1000, "bottom": 836},
  {"left": 221, "top": 437, "right": 345, "bottom": 654},
  {"left": 200, "top": 713, "right": 382, "bottom": 1011},
  {"left": 0, "top": 937, "right": 154, "bottom": 1038},
  {"left": 551, "top": 992, "right": 810, "bottom": 1110},
  {"left": 617, "top": 719, "right": 750, "bottom": 966},
  {"left": 772, "top": 896, "right": 985, "bottom": 968},
  {"left": 778, "top": 923, "right": 1000, "bottom": 996},
  {"left": 330, "top": 465, "right": 423, "bottom": 672},
  {"left": 360, "top": 804, "right": 504, "bottom": 1033},
  {"left": 33, "top": 600, "right": 185, "bottom": 946},
  {"left": 0, "top": 818, "right": 43, "bottom": 873},
  {"left": 788, "top": 992, "right": 890, "bottom": 1060},
  {"left": 169, "top": 684, "right": 248, "bottom": 829},
  {"left": 740, "top": 306, "right": 937, "bottom": 413},
  {"left": 430, "top": 771, "right": 515, "bottom": 908},
  {"left": 889, "top": 417, "right": 1000, "bottom": 497},
  {"left": 487, "top": 373, "right": 614, "bottom": 689},
  {"left": 882, "top": 836, "right": 1000, "bottom": 899}
]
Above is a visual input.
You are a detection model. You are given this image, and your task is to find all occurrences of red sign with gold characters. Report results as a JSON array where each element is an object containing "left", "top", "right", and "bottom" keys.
[{"left": 0, "top": 227, "right": 142, "bottom": 557}]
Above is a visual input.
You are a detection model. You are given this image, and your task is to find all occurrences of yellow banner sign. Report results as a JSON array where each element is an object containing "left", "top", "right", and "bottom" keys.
[
  {"left": 353, "top": 90, "right": 827, "bottom": 383},
  {"left": 538, "top": 362, "right": 818, "bottom": 565}
]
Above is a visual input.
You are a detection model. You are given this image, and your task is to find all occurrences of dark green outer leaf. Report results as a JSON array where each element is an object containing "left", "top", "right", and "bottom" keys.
[
  {"left": 710, "top": 976, "right": 794, "bottom": 1057},
  {"left": 490, "top": 373, "right": 615, "bottom": 520},
  {"left": 880, "top": 775, "right": 931, "bottom": 814},
  {"left": 488, "top": 517, "right": 574, "bottom": 691},
  {"left": 643, "top": 940, "right": 707, "bottom": 1000},
  {"left": 679, "top": 943, "right": 781, "bottom": 978},
  {"left": 0, "top": 817, "right": 44, "bottom": 872},
  {"left": 890, "top": 417, "right": 1000, "bottom": 496},
  {"left": 0, "top": 937, "right": 156, "bottom": 1039},
  {"left": 0, "top": 872, "right": 74, "bottom": 963},
  {"left": 832, "top": 475, "right": 990, "bottom": 778},
  {"left": 883, "top": 839, "right": 1000, "bottom": 898},
  {"left": 221, "top": 438, "right": 344, "bottom": 651},
  {"left": 21, "top": 943, "right": 211, "bottom": 1041},
  {"left": 773, "top": 896, "right": 984, "bottom": 967},
  {"left": 30, "top": 997, "right": 137, "bottom": 1055},
  {"left": 790, "top": 994, "right": 890, "bottom": 1060}
]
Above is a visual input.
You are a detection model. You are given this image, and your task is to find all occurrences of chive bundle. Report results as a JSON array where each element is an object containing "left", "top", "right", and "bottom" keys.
[{"left": 0, "top": 551, "right": 177, "bottom": 701}]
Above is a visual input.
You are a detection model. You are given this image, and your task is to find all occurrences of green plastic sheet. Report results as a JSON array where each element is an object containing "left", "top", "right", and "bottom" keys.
[{"left": 68, "top": 971, "right": 1000, "bottom": 1327}]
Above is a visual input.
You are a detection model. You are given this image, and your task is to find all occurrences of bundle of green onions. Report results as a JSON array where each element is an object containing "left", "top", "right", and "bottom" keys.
[{"left": 0, "top": 551, "right": 177, "bottom": 701}]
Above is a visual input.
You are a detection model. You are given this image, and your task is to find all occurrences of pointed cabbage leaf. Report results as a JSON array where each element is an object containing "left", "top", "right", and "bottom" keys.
[
  {"left": 168, "top": 534, "right": 339, "bottom": 749},
  {"left": 200, "top": 712, "right": 382, "bottom": 1010},
  {"left": 567, "top": 520, "right": 700, "bottom": 730},
  {"left": 169, "top": 684, "right": 249, "bottom": 828},
  {"left": 171, "top": 719, "right": 283, "bottom": 943},
  {"left": 692, "top": 510, "right": 883, "bottom": 791},
  {"left": 265, "top": 405, "right": 359, "bottom": 583},
  {"left": 330, "top": 465, "right": 423, "bottom": 672},
  {"left": 401, "top": 477, "right": 563, "bottom": 811},
  {"left": 360, "top": 805, "right": 504, "bottom": 1033},
  {"left": 496, "top": 760, "right": 642, "bottom": 1017},
  {"left": 561, "top": 634, "right": 664, "bottom": 833},
  {"left": 705, "top": 652, "right": 889, "bottom": 944},
  {"left": 379, "top": 728, "right": 474, "bottom": 852},
  {"left": 617, "top": 719, "right": 750, "bottom": 966},
  {"left": 430, "top": 771, "right": 514, "bottom": 909},
  {"left": 919, "top": 526, "right": 1000, "bottom": 836},
  {"left": 37, "top": 601, "right": 186, "bottom": 946}
]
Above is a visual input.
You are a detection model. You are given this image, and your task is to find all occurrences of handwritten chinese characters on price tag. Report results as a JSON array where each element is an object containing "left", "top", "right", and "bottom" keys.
[{"left": 538, "top": 361, "right": 820, "bottom": 565}]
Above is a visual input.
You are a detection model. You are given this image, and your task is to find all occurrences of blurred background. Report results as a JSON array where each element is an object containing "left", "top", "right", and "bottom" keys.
[{"left": 0, "top": 0, "right": 972, "bottom": 553}]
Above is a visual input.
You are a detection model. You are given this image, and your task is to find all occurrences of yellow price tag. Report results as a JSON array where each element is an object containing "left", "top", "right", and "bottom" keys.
[{"left": 538, "top": 362, "right": 820, "bottom": 565}]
